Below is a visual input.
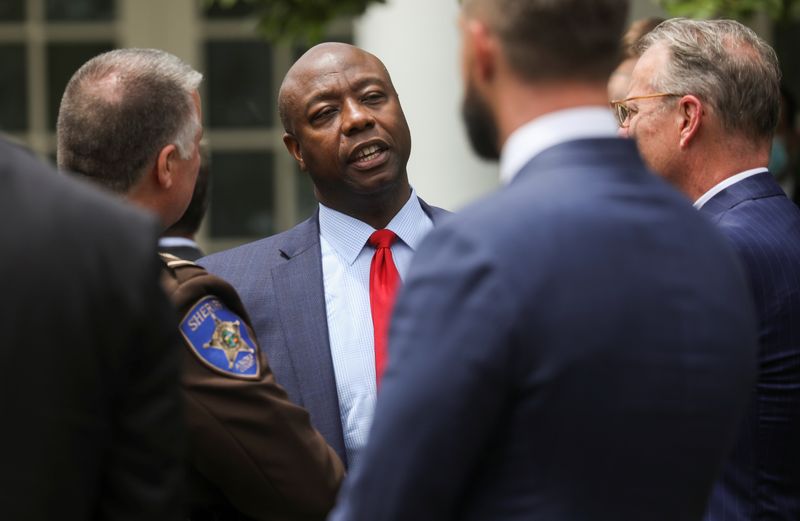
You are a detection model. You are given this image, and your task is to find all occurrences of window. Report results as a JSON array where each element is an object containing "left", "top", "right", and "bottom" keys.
[
  {"left": 0, "top": 0, "right": 117, "bottom": 164},
  {"left": 0, "top": 44, "right": 27, "bottom": 132},
  {"left": 0, "top": 0, "right": 351, "bottom": 252}
]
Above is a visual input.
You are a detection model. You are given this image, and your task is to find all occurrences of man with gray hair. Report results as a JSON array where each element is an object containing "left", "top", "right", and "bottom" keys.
[
  {"left": 620, "top": 18, "right": 800, "bottom": 520},
  {"left": 330, "top": 2, "right": 759, "bottom": 521},
  {"left": 58, "top": 48, "right": 343, "bottom": 521}
]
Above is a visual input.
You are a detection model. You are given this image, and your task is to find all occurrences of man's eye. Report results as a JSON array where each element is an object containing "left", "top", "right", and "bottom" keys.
[
  {"left": 312, "top": 107, "right": 336, "bottom": 121},
  {"left": 363, "top": 92, "right": 385, "bottom": 104}
]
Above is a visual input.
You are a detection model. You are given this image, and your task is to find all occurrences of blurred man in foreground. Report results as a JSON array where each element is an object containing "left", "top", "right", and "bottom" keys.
[
  {"left": 0, "top": 136, "right": 183, "bottom": 520},
  {"left": 330, "top": 1, "right": 759, "bottom": 520}
]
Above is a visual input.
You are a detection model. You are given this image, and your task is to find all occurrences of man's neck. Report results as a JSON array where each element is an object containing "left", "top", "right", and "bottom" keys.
[
  {"left": 681, "top": 141, "right": 770, "bottom": 201},
  {"left": 323, "top": 184, "right": 412, "bottom": 230},
  {"left": 494, "top": 79, "right": 610, "bottom": 149}
]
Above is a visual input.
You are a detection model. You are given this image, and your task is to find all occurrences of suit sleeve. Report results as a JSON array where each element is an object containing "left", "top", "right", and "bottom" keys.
[
  {"left": 170, "top": 267, "right": 344, "bottom": 521},
  {"left": 330, "top": 225, "right": 518, "bottom": 521}
]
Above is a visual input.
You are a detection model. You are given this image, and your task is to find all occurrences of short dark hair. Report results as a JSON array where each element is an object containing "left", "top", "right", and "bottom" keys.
[
  {"left": 637, "top": 18, "right": 781, "bottom": 142},
  {"left": 57, "top": 48, "right": 203, "bottom": 193},
  {"left": 163, "top": 146, "right": 210, "bottom": 237},
  {"left": 463, "top": 0, "right": 629, "bottom": 82}
]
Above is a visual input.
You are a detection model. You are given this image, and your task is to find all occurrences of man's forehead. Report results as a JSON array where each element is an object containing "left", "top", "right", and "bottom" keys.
[
  {"left": 287, "top": 58, "right": 390, "bottom": 106},
  {"left": 628, "top": 44, "right": 666, "bottom": 90},
  {"left": 290, "top": 49, "right": 388, "bottom": 87}
]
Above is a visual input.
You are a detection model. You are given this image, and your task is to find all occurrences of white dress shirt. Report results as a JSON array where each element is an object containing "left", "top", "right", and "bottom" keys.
[{"left": 318, "top": 189, "right": 434, "bottom": 466}]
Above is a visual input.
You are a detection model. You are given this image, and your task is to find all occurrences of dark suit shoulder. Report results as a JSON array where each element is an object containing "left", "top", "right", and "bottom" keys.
[{"left": 0, "top": 138, "right": 183, "bottom": 521}]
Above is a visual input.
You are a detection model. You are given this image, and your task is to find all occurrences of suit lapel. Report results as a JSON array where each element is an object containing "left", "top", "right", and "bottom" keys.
[
  {"left": 419, "top": 197, "right": 449, "bottom": 224},
  {"left": 270, "top": 215, "right": 347, "bottom": 464}
]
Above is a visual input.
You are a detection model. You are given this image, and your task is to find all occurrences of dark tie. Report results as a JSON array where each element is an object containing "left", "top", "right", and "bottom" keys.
[{"left": 368, "top": 229, "right": 400, "bottom": 387}]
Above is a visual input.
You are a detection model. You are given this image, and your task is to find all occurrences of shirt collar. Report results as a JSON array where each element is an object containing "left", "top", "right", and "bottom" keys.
[
  {"left": 158, "top": 236, "right": 200, "bottom": 249},
  {"left": 693, "top": 167, "right": 769, "bottom": 209},
  {"left": 318, "top": 188, "right": 431, "bottom": 265},
  {"left": 500, "top": 106, "right": 619, "bottom": 184}
]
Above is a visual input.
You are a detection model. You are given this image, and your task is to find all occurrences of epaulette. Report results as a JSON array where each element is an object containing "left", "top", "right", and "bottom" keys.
[{"left": 159, "top": 252, "right": 199, "bottom": 270}]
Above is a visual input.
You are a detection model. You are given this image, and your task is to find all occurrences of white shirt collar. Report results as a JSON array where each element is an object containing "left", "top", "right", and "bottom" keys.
[
  {"left": 693, "top": 167, "right": 769, "bottom": 209},
  {"left": 500, "top": 106, "right": 619, "bottom": 184},
  {"left": 158, "top": 236, "right": 200, "bottom": 249},
  {"left": 318, "top": 188, "right": 431, "bottom": 265}
]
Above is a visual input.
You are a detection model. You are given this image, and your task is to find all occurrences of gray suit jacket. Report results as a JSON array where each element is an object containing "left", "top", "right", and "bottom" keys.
[{"left": 200, "top": 198, "right": 448, "bottom": 465}]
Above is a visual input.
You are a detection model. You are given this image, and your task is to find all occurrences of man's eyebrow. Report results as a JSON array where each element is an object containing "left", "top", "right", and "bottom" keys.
[{"left": 303, "top": 76, "right": 388, "bottom": 110}]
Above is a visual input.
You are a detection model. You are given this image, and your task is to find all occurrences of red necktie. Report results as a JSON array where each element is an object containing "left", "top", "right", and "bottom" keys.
[{"left": 368, "top": 229, "right": 400, "bottom": 387}]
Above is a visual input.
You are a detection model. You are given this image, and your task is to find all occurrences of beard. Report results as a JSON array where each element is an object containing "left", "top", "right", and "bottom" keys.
[{"left": 461, "top": 81, "right": 500, "bottom": 160}]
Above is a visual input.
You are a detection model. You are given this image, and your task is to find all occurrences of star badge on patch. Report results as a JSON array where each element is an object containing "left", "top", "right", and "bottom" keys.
[{"left": 180, "top": 296, "right": 260, "bottom": 379}]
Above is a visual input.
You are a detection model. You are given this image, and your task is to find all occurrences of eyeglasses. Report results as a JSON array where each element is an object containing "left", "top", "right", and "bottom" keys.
[{"left": 610, "top": 93, "right": 680, "bottom": 128}]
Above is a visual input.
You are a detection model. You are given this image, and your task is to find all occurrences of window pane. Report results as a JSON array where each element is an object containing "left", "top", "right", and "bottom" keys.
[
  {"left": 0, "top": 44, "right": 27, "bottom": 131},
  {"left": 206, "top": 40, "right": 272, "bottom": 127},
  {"left": 209, "top": 151, "right": 274, "bottom": 237},
  {"left": 45, "top": 0, "right": 115, "bottom": 21},
  {"left": 47, "top": 42, "right": 115, "bottom": 130},
  {"left": 0, "top": 0, "right": 24, "bottom": 21},
  {"left": 204, "top": 0, "right": 257, "bottom": 18}
]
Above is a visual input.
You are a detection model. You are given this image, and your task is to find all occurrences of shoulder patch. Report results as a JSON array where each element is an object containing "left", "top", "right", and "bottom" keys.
[{"left": 179, "top": 296, "right": 260, "bottom": 379}]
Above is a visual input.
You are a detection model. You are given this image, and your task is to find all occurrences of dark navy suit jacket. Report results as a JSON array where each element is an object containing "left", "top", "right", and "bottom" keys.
[
  {"left": 701, "top": 172, "right": 800, "bottom": 521},
  {"left": 200, "top": 198, "right": 447, "bottom": 466},
  {"left": 330, "top": 138, "right": 759, "bottom": 521}
]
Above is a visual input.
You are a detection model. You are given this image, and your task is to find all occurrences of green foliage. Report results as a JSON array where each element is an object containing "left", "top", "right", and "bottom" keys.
[
  {"left": 206, "top": 0, "right": 386, "bottom": 43},
  {"left": 659, "top": 0, "right": 800, "bottom": 21}
]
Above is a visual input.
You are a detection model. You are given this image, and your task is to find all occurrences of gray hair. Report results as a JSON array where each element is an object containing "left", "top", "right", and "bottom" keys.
[
  {"left": 636, "top": 18, "right": 781, "bottom": 141},
  {"left": 461, "top": 0, "right": 629, "bottom": 82},
  {"left": 57, "top": 48, "right": 203, "bottom": 193}
]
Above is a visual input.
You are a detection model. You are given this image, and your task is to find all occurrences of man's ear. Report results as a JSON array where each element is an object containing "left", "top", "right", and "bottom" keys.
[
  {"left": 283, "top": 133, "right": 306, "bottom": 171},
  {"left": 155, "top": 144, "right": 179, "bottom": 188},
  {"left": 463, "top": 18, "right": 497, "bottom": 83},
  {"left": 677, "top": 95, "right": 703, "bottom": 149}
]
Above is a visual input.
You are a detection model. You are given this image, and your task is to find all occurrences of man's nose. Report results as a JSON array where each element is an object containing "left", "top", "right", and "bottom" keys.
[{"left": 341, "top": 98, "right": 375, "bottom": 136}]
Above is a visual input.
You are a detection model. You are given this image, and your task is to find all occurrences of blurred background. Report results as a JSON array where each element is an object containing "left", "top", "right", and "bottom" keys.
[{"left": 1, "top": 0, "right": 798, "bottom": 253}]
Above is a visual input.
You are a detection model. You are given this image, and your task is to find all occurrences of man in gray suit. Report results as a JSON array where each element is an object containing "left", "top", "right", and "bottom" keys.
[{"left": 201, "top": 43, "right": 447, "bottom": 468}]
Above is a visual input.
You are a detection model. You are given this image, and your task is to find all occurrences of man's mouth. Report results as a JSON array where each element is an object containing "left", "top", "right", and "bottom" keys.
[
  {"left": 355, "top": 144, "right": 383, "bottom": 162},
  {"left": 350, "top": 142, "right": 389, "bottom": 169}
]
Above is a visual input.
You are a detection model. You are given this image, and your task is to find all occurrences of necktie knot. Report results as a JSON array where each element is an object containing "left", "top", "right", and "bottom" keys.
[{"left": 369, "top": 229, "right": 398, "bottom": 250}]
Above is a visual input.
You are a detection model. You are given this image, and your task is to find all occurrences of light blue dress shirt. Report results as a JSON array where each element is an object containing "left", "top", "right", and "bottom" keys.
[{"left": 318, "top": 189, "right": 434, "bottom": 466}]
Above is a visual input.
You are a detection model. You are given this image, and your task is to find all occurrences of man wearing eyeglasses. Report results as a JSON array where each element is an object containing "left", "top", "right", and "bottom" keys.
[{"left": 620, "top": 18, "right": 800, "bottom": 521}]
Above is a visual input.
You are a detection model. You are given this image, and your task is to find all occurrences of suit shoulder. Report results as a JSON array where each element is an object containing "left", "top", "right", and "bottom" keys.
[
  {"left": 714, "top": 196, "right": 800, "bottom": 260},
  {"left": 1, "top": 139, "right": 159, "bottom": 271},
  {"left": 200, "top": 216, "right": 318, "bottom": 272}
]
